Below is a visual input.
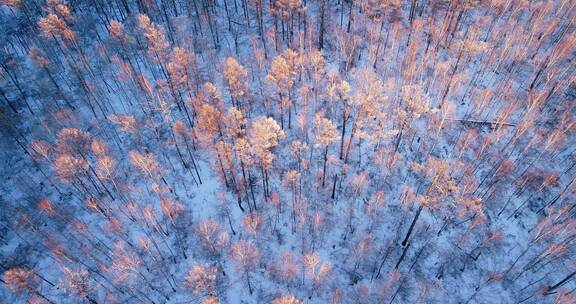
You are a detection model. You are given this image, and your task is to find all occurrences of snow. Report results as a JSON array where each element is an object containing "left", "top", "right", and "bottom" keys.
[{"left": 1, "top": 0, "right": 575, "bottom": 303}]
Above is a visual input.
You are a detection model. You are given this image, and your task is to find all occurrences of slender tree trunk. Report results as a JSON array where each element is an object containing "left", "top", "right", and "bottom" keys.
[
  {"left": 347, "top": 0, "right": 354, "bottom": 33},
  {"left": 545, "top": 270, "right": 576, "bottom": 294},
  {"left": 319, "top": 0, "right": 327, "bottom": 49},
  {"left": 340, "top": 105, "right": 347, "bottom": 159},
  {"left": 322, "top": 146, "right": 328, "bottom": 187}
]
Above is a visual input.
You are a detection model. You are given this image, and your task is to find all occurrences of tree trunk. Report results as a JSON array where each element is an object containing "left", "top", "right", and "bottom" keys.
[
  {"left": 401, "top": 204, "right": 424, "bottom": 247},
  {"left": 545, "top": 270, "right": 576, "bottom": 294},
  {"left": 347, "top": 0, "right": 354, "bottom": 33},
  {"left": 319, "top": 0, "right": 327, "bottom": 49},
  {"left": 322, "top": 146, "right": 328, "bottom": 187}
]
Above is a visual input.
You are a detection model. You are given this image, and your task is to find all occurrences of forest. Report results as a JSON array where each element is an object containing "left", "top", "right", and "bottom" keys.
[{"left": 0, "top": 0, "right": 575, "bottom": 303}]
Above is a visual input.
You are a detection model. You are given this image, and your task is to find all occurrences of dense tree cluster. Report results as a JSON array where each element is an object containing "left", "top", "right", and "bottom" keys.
[{"left": 0, "top": 0, "right": 575, "bottom": 303}]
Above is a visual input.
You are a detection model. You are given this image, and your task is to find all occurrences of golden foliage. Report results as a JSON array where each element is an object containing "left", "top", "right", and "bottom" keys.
[
  {"left": 185, "top": 264, "right": 218, "bottom": 295},
  {"left": 230, "top": 240, "right": 260, "bottom": 270},
  {"left": 54, "top": 154, "right": 88, "bottom": 182},
  {"left": 38, "top": 13, "right": 75, "bottom": 42},
  {"left": 128, "top": 150, "right": 160, "bottom": 177},
  {"left": 272, "top": 294, "right": 304, "bottom": 304},
  {"left": 222, "top": 57, "right": 249, "bottom": 99},
  {"left": 137, "top": 14, "right": 169, "bottom": 59},
  {"left": 3, "top": 268, "right": 35, "bottom": 293},
  {"left": 313, "top": 113, "right": 338, "bottom": 147}
]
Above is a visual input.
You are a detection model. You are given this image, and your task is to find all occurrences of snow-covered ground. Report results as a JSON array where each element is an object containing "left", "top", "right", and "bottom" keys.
[{"left": 1, "top": 0, "right": 575, "bottom": 303}]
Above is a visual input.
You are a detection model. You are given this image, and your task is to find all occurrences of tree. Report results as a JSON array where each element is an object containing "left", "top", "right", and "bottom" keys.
[
  {"left": 28, "top": 47, "right": 74, "bottom": 110},
  {"left": 344, "top": 69, "right": 385, "bottom": 163},
  {"left": 60, "top": 267, "right": 97, "bottom": 304},
  {"left": 325, "top": 70, "right": 351, "bottom": 159},
  {"left": 195, "top": 103, "right": 224, "bottom": 145},
  {"left": 203, "top": 296, "right": 220, "bottom": 304},
  {"left": 318, "top": 0, "right": 328, "bottom": 49},
  {"left": 222, "top": 57, "right": 250, "bottom": 109},
  {"left": 283, "top": 169, "right": 300, "bottom": 232},
  {"left": 196, "top": 219, "right": 229, "bottom": 256},
  {"left": 313, "top": 113, "right": 338, "bottom": 187},
  {"left": 396, "top": 84, "right": 430, "bottom": 152},
  {"left": 137, "top": 14, "right": 169, "bottom": 61},
  {"left": 167, "top": 47, "right": 196, "bottom": 92},
  {"left": 129, "top": 150, "right": 169, "bottom": 187},
  {"left": 167, "top": 47, "right": 198, "bottom": 125},
  {"left": 249, "top": 116, "right": 285, "bottom": 199},
  {"left": 230, "top": 240, "right": 260, "bottom": 295},
  {"left": 0, "top": 0, "right": 21, "bottom": 9},
  {"left": 302, "top": 252, "right": 331, "bottom": 298},
  {"left": 185, "top": 264, "right": 219, "bottom": 297},
  {"left": 3, "top": 268, "right": 56, "bottom": 304},
  {"left": 289, "top": 140, "right": 309, "bottom": 173},
  {"left": 107, "top": 241, "right": 169, "bottom": 302},
  {"left": 273, "top": 294, "right": 304, "bottom": 304},
  {"left": 266, "top": 52, "right": 298, "bottom": 129},
  {"left": 53, "top": 154, "right": 88, "bottom": 183},
  {"left": 109, "top": 114, "right": 139, "bottom": 140},
  {"left": 234, "top": 137, "right": 257, "bottom": 211},
  {"left": 173, "top": 120, "right": 203, "bottom": 183},
  {"left": 271, "top": 251, "right": 299, "bottom": 287},
  {"left": 38, "top": 13, "right": 75, "bottom": 43},
  {"left": 397, "top": 156, "right": 459, "bottom": 268}
]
